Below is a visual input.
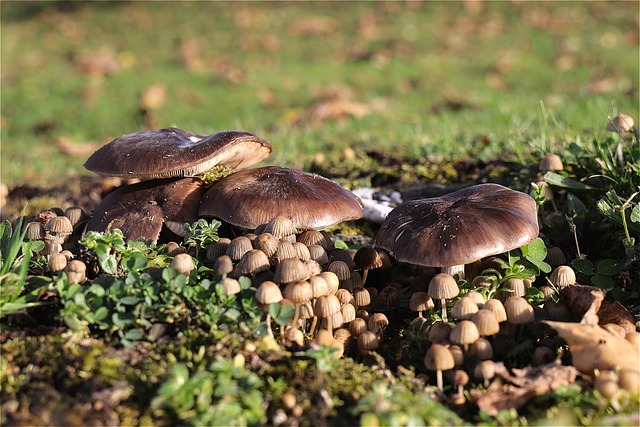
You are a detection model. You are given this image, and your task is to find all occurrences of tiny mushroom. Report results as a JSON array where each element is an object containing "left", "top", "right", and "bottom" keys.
[
  {"left": 85, "top": 178, "right": 205, "bottom": 243},
  {"left": 428, "top": 273, "right": 459, "bottom": 323},
  {"left": 375, "top": 183, "right": 539, "bottom": 280},
  {"left": 199, "top": 166, "right": 363, "bottom": 231},
  {"left": 84, "top": 128, "right": 272, "bottom": 180},
  {"left": 424, "top": 344, "right": 455, "bottom": 391}
]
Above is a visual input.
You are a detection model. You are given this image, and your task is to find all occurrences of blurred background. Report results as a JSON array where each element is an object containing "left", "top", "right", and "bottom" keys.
[{"left": 1, "top": 1, "right": 638, "bottom": 189}]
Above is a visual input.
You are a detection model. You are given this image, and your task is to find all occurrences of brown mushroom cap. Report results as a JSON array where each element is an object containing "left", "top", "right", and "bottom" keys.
[
  {"left": 199, "top": 166, "right": 363, "bottom": 230},
  {"left": 375, "top": 183, "right": 539, "bottom": 267},
  {"left": 85, "top": 177, "right": 205, "bottom": 243},
  {"left": 84, "top": 128, "right": 272, "bottom": 180}
]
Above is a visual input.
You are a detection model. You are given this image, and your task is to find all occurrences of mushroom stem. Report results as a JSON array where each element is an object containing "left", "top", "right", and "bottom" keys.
[
  {"left": 361, "top": 268, "right": 369, "bottom": 287},
  {"left": 309, "top": 315, "right": 319, "bottom": 337},
  {"left": 265, "top": 312, "right": 274, "bottom": 337},
  {"left": 436, "top": 369, "right": 444, "bottom": 391},
  {"left": 440, "top": 298, "right": 449, "bottom": 323},
  {"left": 290, "top": 305, "right": 301, "bottom": 331},
  {"left": 326, "top": 315, "right": 334, "bottom": 336},
  {"left": 457, "top": 384, "right": 464, "bottom": 398},
  {"left": 441, "top": 265, "right": 465, "bottom": 280}
]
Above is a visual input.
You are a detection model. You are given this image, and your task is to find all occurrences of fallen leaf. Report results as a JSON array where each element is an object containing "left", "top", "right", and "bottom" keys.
[
  {"left": 544, "top": 320, "right": 640, "bottom": 375},
  {"left": 559, "top": 284, "right": 604, "bottom": 324},
  {"left": 470, "top": 360, "right": 579, "bottom": 417},
  {"left": 598, "top": 301, "right": 636, "bottom": 334},
  {"left": 55, "top": 137, "right": 97, "bottom": 157}
]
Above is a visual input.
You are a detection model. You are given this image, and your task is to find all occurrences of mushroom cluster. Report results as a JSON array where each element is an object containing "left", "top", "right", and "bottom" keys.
[{"left": 82, "top": 127, "right": 364, "bottom": 243}]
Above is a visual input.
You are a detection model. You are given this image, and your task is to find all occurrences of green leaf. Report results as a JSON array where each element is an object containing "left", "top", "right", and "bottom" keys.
[
  {"left": 224, "top": 308, "right": 241, "bottom": 321},
  {"left": 112, "top": 312, "right": 134, "bottom": 328},
  {"left": 572, "top": 258, "right": 594, "bottom": 275},
  {"left": 123, "top": 252, "right": 148, "bottom": 272},
  {"left": 120, "top": 296, "right": 141, "bottom": 305},
  {"left": 591, "top": 274, "right": 614, "bottom": 291},
  {"left": 631, "top": 204, "right": 640, "bottom": 223},
  {"left": 543, "top": 172, "right": 599, "bottom": 191},
  {"left": 94, "top": 306, "right": 109, "bottom": 321},
  {"left": 523, "top": 238, "right": 547, "bottom": 262},
  {"left": 566, "top": 193, "right": 588, "bottom": 219},
  {"left": 0, "top": 220, "right": 12, "bottom": 256},
  {"left": 124, "top": 328, "right": 143, "bottom": 341},
  {"left": 596, "top": 259, "right": 624, "bottom": 276},
  {"left": 102, "top": 255, "right": 119, "bottom": 275},
  {"left": 596, "top": 191, "right": 640, "bottom": 234},
  {"left": 238, "top": 276, "right": 252, "bottom": 291},
  {"left": 334, "top": 239, "right": 349, "bottom": 250}
]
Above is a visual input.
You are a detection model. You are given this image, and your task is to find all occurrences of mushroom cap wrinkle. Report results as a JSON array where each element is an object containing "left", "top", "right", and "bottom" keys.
[
  {"left": 84, "top": 128, "right": 272, "bottom": 180},
  {"left": 85, "top": 177, "right": 205, "bottom": 243},
  {"left": 199, "top": 166, "right": 364, "bottom": 230},
  {"left": 375, "top": 183, "right": 538, "bottom": 267}
]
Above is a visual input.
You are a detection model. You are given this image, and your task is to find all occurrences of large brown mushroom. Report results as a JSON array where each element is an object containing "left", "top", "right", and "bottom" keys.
[
  {"left": 199, "top": 166, "right": 363, "bottom": 230},
  {"left": 375, "top": 183, "right": 538, "bottom": 278},
  {"left": 84, "top": 128, "right": 272, "bottom": 180},
  {"left": 85, "top": 178, "right": 205, "bottom": 243}
]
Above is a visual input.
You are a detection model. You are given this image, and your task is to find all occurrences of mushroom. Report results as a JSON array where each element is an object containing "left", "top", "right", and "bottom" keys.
[
  {"left": 85, "top": 177, "right": 205, "bottom": 243},
  {"left": 84, "top": 128, "right": 272, "bottom": 180},
  {"left": 199, "top": 166, "right": 363, "bottom": 231},
  {"left": 353, "top": 246, "right": 383, "bottom": 286},
  {"left": 453, "top": 370, "right": 469, "bottom": 403},
  {"left": 255, "top": 280, "right": 283, "bottom": 337},
  {"left": 409, "top": 291, "right": 435, "bottom": 318},
  {"left": 375, "top": 183, "right": 539, "bottom": 279},
  {"left": 170, "top": 253, "right": 196, "bottom": 275},
  {"left": 428, "top": 273, "right": 459, "bottom": 323},
  {"left": 424, "top": 344, "right": 455, "bottom": 391}
]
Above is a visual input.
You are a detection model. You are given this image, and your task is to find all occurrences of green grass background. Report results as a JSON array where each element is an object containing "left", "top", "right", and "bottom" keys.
[{"left": 1, "top": 1, "right": 638, "bottom": 187}]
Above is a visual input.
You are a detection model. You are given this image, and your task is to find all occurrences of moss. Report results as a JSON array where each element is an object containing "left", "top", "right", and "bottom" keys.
[{"left": 200, "top": 165, "right": 234, "bottom": 187}]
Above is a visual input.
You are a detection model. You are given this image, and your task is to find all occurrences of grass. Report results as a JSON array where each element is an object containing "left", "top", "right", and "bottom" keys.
[{"left": 1, "top": 1, "right": 638, "bottom": 187}]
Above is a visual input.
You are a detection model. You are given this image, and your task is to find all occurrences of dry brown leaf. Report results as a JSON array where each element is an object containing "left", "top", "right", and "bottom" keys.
[
  {"left": 470, "top": 360, "right": 578, "bottom": 417},
  {"left": 559, "top": 284, "right": 605, "bottom": 323},
  {"left": 544, "top": 320, "right": 640, "bottom": 375},
  {"left": 598, "top": 301, "right": 636, "bottom": 334},
  {"left": 55, "top": 137, "right": 98, "bottom": 157}
]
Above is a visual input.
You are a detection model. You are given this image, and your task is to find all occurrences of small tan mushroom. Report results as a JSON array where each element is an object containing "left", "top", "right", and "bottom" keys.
[
  {"left": 206, "top": 238, "right": 231, "bottom": 261},
  {"left": 450, "top": 320, "right": 480, "bottom": 352},
  {"left": 483, "top": 298, "right": 508, "bottom": 323},
  {"left": 451, "top": 296, "right": 479, "bottom": 321},
  {"left": 539, "top": 153, "right": 564, "bottom": 172},
  {"left": 48, "top": 253, "right": 68, "bottom": 273},
  {"left": 549, "top": 265, "right": 576, "bottom": 288},
  {"left": 213, "top": 255, "right": 234, "bottom": 279},
  {"left": 428, "top": 321, "right": 452, "bottom": 344},
  {"left": 424, "top": 344, "right": 455, "bottom": 390},
  {"left": 253, "top": 233, "right": 279, "bottom": 258},
  {"left": 255, "top": 281, "right": 283, "bottom": 337},
  {"left": 274, "top": 258, "right": 310, "bottom": 284},
  {"left": 428, "top": 273, "right": 459, "bottom": 323},
  {"left": 353, "top": 246, "right": 383, "bottom": 286},
  {"left": 409, "top": 291, "right": 435, "bottom": 318},
  {"left": 64, "top": 259, "right": 87, "bottom": 284},
  {"left": 171, "top": 253, "right": 195, "bottom": 275},
  {"left": 453, "top": 370, "right": 469, "bottom": 402},
  {"left": 471, "top": 309, "right": 500, "bottom": 337},
  {"left": 474, "top": 360, "right": 496, "bottom": 387}
]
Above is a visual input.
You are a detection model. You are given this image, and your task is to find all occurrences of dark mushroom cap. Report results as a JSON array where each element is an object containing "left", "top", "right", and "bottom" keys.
[
  {"left": 375, "top": 183, "right": 538, "bottom": 267},
  {"left": 84, "top": 128, "right": 272, "bottom": 180},
  {"left": 85, "top": 177, "right": 205, "bottom": 243},
  {"left": 199, "top": 166, "right": 363, "bottom": 230}
]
